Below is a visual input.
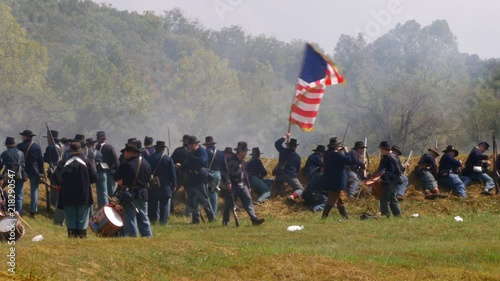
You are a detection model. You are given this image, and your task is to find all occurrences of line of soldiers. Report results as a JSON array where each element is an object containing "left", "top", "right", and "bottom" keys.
[
  {"left": 414, "top": 142, "right": 497, "bottom": 198},
  {"left": 272, "top": 134, "right": 499, "bottom": 218},
  {"left": 1, "top": 128, "right": 499, "bottom": 236}
]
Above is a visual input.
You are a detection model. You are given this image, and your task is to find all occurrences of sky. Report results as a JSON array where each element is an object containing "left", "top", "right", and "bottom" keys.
[{"left": 99, "top": 0, "right": 500, "bottom": 59}]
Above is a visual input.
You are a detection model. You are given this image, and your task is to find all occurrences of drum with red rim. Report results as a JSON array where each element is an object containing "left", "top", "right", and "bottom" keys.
[
  {"left": 0, "top": 217, "right": 25, "bottom": 242},
  {"left": 89, "top": 204, "right": 124, "bottom": 237}
]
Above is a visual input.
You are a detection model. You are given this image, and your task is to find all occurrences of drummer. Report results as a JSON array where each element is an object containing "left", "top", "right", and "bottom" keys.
[{"left": 53, "top": 142, "right": 97, "bottom": 238}]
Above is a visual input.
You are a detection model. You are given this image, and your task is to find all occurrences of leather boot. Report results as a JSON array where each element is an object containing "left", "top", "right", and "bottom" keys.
[
  {"left": 321, "top": 205, "right": 333, "bottom": 219},
  {"left": 68, "top": 229, "right": 77, "bottom": 238},
  {"left": 337, "top": 206, "right": 349, "bottom": 220},
  {"left": 79, "top": 229, "right": 87, "bottom": 239}
]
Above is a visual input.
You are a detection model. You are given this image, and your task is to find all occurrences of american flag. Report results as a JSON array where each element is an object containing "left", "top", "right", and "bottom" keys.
[{"left": 289, "top": 43, "right": 344, "bottom": 131}]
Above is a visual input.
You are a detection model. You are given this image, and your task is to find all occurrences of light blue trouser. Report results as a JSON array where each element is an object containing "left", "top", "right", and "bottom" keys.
[
  {"left": 122, "top": 199, "right": 152, "bottom": 237},
  {"left": 64, "top": 204, "right": 91, "bottom": 230},
  {"left": 28, "top": 175, "right": 39, "bottom": 212},
  {"left": 395, "top": 174, "right": 409, "bottom": 197},
  {"left": 380, "top": 182, "right": 401, "bottom": 217},
  {"left": 468, "top": 173, "right": 496, "bottom": 191},
  {"left": 249, "top": 176, "right": 271, "bottom": 203},
  {"left": 417, "top": 170, "right": 438, "bottom": 190},
  {"left": 274, "top": 174, "right": 304, "bottom": 191},
  {"left": 223, "top": 183, "right": 257, "bottom": 223},
  {"left": 208, "top": 171, "right": 221, "bottom": 214},
  {"left": 439, "top": 174, "right": 470, "bottom": 197},
  {"left": 346, "top": 171, "right": 361, "bottom": 197},
  {"left": 105, "top": 170, "right": 116, "bottom": 200},
  {"left": 187, "top": 183, "right": 215, "bottom": 223},
  {"left": 96, "top": 171, "right": 108, "bottom": 209}
]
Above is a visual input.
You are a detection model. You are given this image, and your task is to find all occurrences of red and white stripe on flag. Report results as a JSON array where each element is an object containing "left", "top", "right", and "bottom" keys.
[{"left": 290, "top": 62, "right": 343, "bottom": 131}]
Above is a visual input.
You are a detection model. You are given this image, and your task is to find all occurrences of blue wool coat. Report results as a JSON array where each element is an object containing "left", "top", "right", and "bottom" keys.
[
  {"left": 147, "top": 151, "right": 177, "bottom": 198},
  {"left": 322, "top": 148, "right": 352, "bottom": 192}
]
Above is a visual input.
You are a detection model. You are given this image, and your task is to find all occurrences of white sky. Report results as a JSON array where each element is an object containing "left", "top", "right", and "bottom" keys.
[{"left": 100, "top": 0, "right": 500, "bottom": 59}]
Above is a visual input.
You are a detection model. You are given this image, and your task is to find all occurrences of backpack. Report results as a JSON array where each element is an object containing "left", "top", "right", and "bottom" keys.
[{"left": 6, "top": 150, "right": 28, "bottom": 181}]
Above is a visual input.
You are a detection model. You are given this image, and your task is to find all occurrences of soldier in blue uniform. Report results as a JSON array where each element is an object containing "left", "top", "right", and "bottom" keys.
[
  {"left": 302, "top": 145, "right": 325, "bottom": 181},
  {"left": 179, "top": 136, "right": 215, "bottom": 224},
  {"left": 114, "top": 143, "right": 153, "bottom": 237},
  {"left": 346, "top": 141, "right": 367, "bottom": 199},
  {"left": 223, "top": 147, "right": 234, "bottom": 159},
  {"left": 1, "top": 137, "right": 26, "bottom": 215},
  {"left": 171, "top": 134, "right": 190, "bottom": 214},
  {"left": 246, "top": 147, "right": 272, "bottom": 204},
  {"left": 462, "top": 142, "right": 496, "bottom": 195},
  {"left": 376, "top": 141, "right": 402, "bottom": 217},
  {"left": 438, "top": 145, "right": 471, "bottom": 198},
  {"left": 95, "top": 131, "right": 119, "bottom": 203},
  {"left": 203, "top": 136, "right": 227, "bottom": 215},
  {"left": 391, "top": 145, "right": 409, "bottom": 200},
  {"left": 224, "top": 142, "right": 264, "bottom": 226},
  {"left": 44, "top": 130, "right": 64, "bottom": 224},
  {"left": 146, "top": 141, "right": 177, "bottom": 225},
  {"left": 414, "top": 148, "right": 440, "bottom": 198},
  {"left": 53, "top": 142, "right": 97, "bottom": 238},
  {"left": 118, "top": 138, "right": 137, "bottom": 164},
  {"left": 321, "top": 137, "right": 352, "bottom": 220},
  {"left": 301, "top": 167, "right": 327, "bottom": 212},
  {"left": 142, "top": 136, "right": 155, "bottom": 157},
  {"left": 84, "top": 138, "right": 98, "bottom": 165},
  {"left": 273, "top": 133, "right": 303, "bottom": 195},
  {"left": 17, "top": 130, "right": 44, "bottom": 218}
]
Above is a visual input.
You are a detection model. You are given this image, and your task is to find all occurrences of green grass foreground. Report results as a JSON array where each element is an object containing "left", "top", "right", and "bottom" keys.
[
  {"left": 2, "top": 199, "right": 500, "bottom": 281},
  {"left": 2, "top": 156, "right": 500, "bottom": 280}
]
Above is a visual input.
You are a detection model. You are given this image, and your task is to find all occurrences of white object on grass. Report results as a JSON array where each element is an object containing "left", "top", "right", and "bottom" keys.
[
  {"left": 32, "top": 235, "right": 43, "bottom": 242},
  {"left": 454, "top": 216, "right": 463, "bottom": 222},
  {"left": 287, "top": 225, "right": 304, "bottom": 232},
  {"left": 411, "top": 213, "right": 419, "bottom": 218}
]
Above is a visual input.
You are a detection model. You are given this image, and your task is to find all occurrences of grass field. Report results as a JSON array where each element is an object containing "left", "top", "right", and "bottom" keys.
[{"left": 1, "top": 156, "right": 500, "bottom": 280}]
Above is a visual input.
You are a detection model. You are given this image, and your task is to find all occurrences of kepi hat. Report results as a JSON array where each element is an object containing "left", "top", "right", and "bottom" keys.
[{"left": 5, "top": 137, "right": 16, "bottom": 146}]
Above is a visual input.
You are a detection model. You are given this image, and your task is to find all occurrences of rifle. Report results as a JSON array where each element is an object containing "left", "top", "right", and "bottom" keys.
[
  {"left": 45, "top": 122, "right": 58, "bottom": 212},
  {"left": 264, "top": 154, "right": 275, "bottom": 169},
  {"left": 493, "top": 133, "right": 499, "bottom": 194},
  {"left": 403, "top": 150, "right": 413, "bottom": 176},
  {"left": 40, "top": 178, "right": 60, "bottom": 192},
  {"left": 362, "top": 137, "right": 368, "bottom": 178},
  {"left": 167, "top": 126, "right": 171, "bottom": 155},
  {"left": 232, "top": 193, "right": 240, "bottom": 227},
  {"left": 341, "top": 123, "right": 349, "bottom": 147}
]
